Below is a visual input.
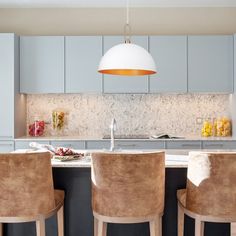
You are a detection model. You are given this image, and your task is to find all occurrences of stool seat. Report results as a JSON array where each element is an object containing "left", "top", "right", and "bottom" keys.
[
  {"left": 177, "top": 189, "right": 236, "bottom": 223},
  {"left": 0, "top": 189, "right": 64, "bottom": 223}
]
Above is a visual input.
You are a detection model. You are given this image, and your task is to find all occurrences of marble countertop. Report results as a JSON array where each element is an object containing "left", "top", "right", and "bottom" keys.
[{"left": 15, "top": 135, "right": 236, "bottom": 141}]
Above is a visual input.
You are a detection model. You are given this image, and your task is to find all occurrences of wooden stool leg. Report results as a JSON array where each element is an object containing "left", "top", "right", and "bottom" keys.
[
  {"left": 57, "top": 205, "right": 64, "bottom": 236},
  {"left": 159, "top": 217, "right": 162, "bottom": 236},
  {"left": 195, "top": 218, "right": 204, "bottom": 236},
  {"left": 0, "top": 223, "right": 3, "bottom": 236},
  {"left": 36, "top": 219, "right": 46, "bottom": 236},
  {"left": 231, "top": 223, "right": 236, "bottom": 236},
  {"left": 150, "top": 217, "right": 162, "bottom": 236},
  {"left": 178, "top": 204, "right": 184, "bottom": 236},
  {"left": 97, "top": 220, "right": 107, "bottom": 236},
  {"left": 94, "top": 217, "right": 98, "bottom": 236}
]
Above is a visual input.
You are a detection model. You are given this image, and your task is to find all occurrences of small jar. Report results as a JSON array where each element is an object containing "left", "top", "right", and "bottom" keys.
[
  {"left": 28, "top": 116, "right": 45, "bottom": 137},
  {"left": 201, "top": 120, "right": 213, "bottom": 137}
]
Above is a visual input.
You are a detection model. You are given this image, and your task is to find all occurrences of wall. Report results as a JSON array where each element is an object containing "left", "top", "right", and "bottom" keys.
[
  {"left": 1, "top": 7, "right": 234, "bottom": 138},
  {"left": 27, "top": 94, "right": 230, "bottom": 138},
  {"left": 0, "top": 8, "right": 236, "bottom": 35}
]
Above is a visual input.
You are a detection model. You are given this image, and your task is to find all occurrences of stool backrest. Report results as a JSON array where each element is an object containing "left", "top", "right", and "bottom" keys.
[
  {"left": 0, "top": 152, "right": 55, "bottom": 217},
  {"left": 91, "top": 152, "right": 165, "bottom": 218},
  {"left": 186, "top": 152, "right": 236, "bottom": 218}
]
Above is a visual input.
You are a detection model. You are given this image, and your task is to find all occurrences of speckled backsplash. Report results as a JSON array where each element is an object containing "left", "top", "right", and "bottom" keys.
[{"left": 27, "top": 94, "right": 231, "bottom": 138}]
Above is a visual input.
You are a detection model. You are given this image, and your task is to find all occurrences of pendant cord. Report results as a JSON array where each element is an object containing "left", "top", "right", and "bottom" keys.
[
  {"left": 124, "top": 0, "right": 131, "bottom": 43},
  {"left": 126, "top": 0, "right": 129, "bottom": 25}
]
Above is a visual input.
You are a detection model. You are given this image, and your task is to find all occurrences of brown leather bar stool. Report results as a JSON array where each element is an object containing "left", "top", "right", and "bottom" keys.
[
  {"left": 0, "top": 152, "right": 65, "bottom": 236},
  {"left": 91, "top": 151, "right": 165, "bottom": 236},
  {"left": 177, "top": 151, "right": 236, "bottom": 236}
]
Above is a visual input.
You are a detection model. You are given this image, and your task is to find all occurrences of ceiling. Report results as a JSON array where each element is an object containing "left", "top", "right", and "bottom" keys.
[{"left": 0, "top": 0, "right": 236, "bottom": 8}]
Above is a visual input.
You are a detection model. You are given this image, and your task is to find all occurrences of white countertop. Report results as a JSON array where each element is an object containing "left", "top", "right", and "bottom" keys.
[
  {"left": 52, "top": 154, "right": 189, "bottom": 168},
  {"left": 15, "top": 149, "right": 236, "bottom": 168}
]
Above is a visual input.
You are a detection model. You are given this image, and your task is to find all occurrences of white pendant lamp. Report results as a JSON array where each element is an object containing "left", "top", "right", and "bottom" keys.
[{"left": 98, "top": 1, "right": 157, "bottom": 76}]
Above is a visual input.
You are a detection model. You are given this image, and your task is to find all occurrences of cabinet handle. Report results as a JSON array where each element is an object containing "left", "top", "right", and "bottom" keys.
[
  {"left": 117, "top": 144, "right": 137, "bottom": 148},
  {"left": 205, "top": 144, "right": 224, "bottom": 147},
  {"left": 0, "top": 136, "right": 13, "bottom": 138},
  {"left": 181, "top": 144, "right": 200, "bottom": 147},
  {"left": 0, "top": 143, "right": 13, "bottom": 146}
]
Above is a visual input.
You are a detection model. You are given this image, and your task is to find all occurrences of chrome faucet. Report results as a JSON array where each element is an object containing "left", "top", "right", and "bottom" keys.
[{"left": 110, "top": 118, "right": 117, "bottom": 151}]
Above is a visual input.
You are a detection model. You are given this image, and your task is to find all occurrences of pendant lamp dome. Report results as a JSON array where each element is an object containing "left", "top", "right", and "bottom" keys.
[
  {"left": 98, "top": 43, "right": 156, "bottom": 76},
  {"left": 98, "top": 1, "right": 157, "bottom": 76}
]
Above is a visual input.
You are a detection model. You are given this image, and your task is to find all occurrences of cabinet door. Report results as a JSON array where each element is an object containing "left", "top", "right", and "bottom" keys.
[
  {"left": 103, "top": 36, "right": 149, "bottom": 93},
  {"left": 51, "top": 141, "right": 85, "bottom": 149},
  {"left": 150, "top": 36, "right": 187, "bottom": 93},
  {"left": 188, "top": 36, "right": 233, "bottom": 93},
  {"left": 0, "top": 141, "right": 14, "bottom": 153},
  {"left": 0, "top": 34, "right": 14, "bottom": 138},
  {"left": 116, "top": 140, "right": 165, "bottom": 149},
  {"left": 202, "top": 141, "right": 236, "bottom": 149},
  {"left": 20, "top": 36, "right": 64, "bottom": 93},
  {"left": 166, "top": 140, "right": 201, "bottom": 149},
  {"left": 86, "top": 141, "right": 110, "bottom": 150},
  {"left": 15, "top": 141, "right": 50, "bottom": 149},
  {"left": 65, "top": 36, "right": 102, "bottom": 93}
]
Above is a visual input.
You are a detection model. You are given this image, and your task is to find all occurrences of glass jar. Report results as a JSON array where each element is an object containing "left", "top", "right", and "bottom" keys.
[
  {"left": 52, "top": 110, "right": 65, "bottom": 131},
  {"left": 201, "top": 120, "right": 213, "bottom": 137},
  {"left": 214, "top": 117, "right": 232, "bottom": 137},
  {"left": 28, "top": 116, "right": 45, "bottom": 137}
]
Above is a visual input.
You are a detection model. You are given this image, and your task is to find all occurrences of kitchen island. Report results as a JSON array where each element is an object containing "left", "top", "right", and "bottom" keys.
[{"left": 4, "top": 150, "right": 230, "bottom": 236}]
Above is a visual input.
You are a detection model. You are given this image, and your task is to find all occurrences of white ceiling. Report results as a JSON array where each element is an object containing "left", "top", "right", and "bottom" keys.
[{"left": 0, "top": 0, "right": 236, "bottom": 8}]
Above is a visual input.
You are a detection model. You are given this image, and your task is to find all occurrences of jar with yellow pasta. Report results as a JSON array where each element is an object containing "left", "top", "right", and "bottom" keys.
[
  {"left": 52, "top": 110, "right": 65, "bottom": 133},
  {"left": 214, "top": 117, "right": 232, "bottom": 137}
]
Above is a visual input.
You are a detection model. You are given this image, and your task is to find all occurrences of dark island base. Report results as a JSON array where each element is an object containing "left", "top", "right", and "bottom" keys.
[{"left": 4, "top": 168, "right": 230, "bottom": 236}]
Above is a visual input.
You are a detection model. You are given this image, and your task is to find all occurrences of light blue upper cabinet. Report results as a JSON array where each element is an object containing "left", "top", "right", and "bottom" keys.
[
  {"left": 149, "top": 36, "right": 187, "bottom": 93},
  {"left": 0, "top": 34, "right": 14, "bottom": 138},
  {"left": 188, "top": 36, "right": 233, "bottom": 93},
  {"left": 65, "top": 36, "right": 102, "bottom": 93},
  {"left": 103, "top": 36, "right": 149, "bottom": 93},
  {"left": 20, "top": 36, "right": 64, "bottom": 93},
  {"left": 0, "top": 33, "right": 25, "bottom": 139}
]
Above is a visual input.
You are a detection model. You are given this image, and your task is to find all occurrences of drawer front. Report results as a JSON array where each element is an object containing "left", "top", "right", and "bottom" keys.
[
  {"left": 166, "top": 141, "right": 201, "bottom": 149},
  {"left": 115, "top": 141, "right": 165, "bottom": 150},
  {"left": 51, "top": 141, "right": 85, "bottom": 149},
  {"left": 15, "top": 141, "right": 50, "bottom": 150},
  {"left": 202, "top": 141, "right": 236, "bottom": 149},
  {"left": 86, "top": 141, "right": 110, "bottom": 150},
  {"left": 0, "top": 141, "right": 14, "bottom": 153}
]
